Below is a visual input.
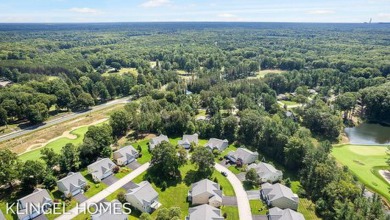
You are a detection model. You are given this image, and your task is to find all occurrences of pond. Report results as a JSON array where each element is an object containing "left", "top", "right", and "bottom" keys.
[{"left": 345, "top": 123, "right": 390, "bottom": 145}]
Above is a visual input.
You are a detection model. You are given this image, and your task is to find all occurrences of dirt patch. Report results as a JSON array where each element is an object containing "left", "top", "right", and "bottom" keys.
[
  {"left": 353, "top": 160, "right": 365, "bottom": 166},
  {"left": 0, "top": 104, "right": 123, "bottom": 154},
  {"left": 379, "top": 170, "right": 390, "bottom": 184}
]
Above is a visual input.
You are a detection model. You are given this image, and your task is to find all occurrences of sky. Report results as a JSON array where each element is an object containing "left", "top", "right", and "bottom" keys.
[{"left": 0, "top": 0, "right": 389, "bottom": 23}]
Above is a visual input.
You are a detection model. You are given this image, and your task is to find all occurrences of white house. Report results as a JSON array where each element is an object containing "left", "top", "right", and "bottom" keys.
[
  {"left": 178, "top": 134, "right": 198, "bottom": 149},
  {"left": 268, "top": 207, "right": 305, "bottom": 220},
  {"left": 247, "top": 162, "right": 283, "bottom": 183},
  {"left": 87, "top": 158, "right": 116, "bottom": 182},
  {"left": 205, "top": 138, "right": 228, "bottom": 151},
  {"left": 91, "top": 200, "right": 128, "bottom": 220},
  {"left": 57, "top": 172, "right": 87, "bottom": 197},
  {"left": 188, "top": 179, "right": 222, "bottom": 207},
  {"left": 149, "top": 134, "right": 169, "bottom": 150},
  {"left": 186, "top": 204, "right": 224, "bottom": 220},
  {"left": 261, "top": 183, "right": 299, "bottom": 210},
  {"left": 125, "top": 181, "right": 160, "bottom": 213},
  {"left": 226, "top": 148, "right": 258, "bottom": 165},
  {"left": 113, "top": 145, "right": 139, "bottom": 166},
  {"left": 17, "top": 188, "right": 53, "bottom": 220}
]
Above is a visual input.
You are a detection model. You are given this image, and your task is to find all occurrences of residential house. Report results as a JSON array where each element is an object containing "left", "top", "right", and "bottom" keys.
[
  {"left": 186, "top": 204, "right": 224, "bottom": 220},
  {"left": 178, "top": 134, "right": 199, "bottom": 149},
  {"left": 261, "top": 183, "right": 299, "bottom": 210},
  {"left": 268, "top": 207, "right": 305, "bottom": 220},
  {"left": 188, "top": 179, "right": 222, "bottom": 207},
  {"left": 125, "top": 181, "right": 160, "bottom": 213},
  {"left": 57, "top": 172, "right": 87, "bottom": 197},
  {"left": 91, "top": 200, "right": 128, "bottom": 220},
  {"left": 17, "top": 188, "right": 53, "bottom": 220},
  {"left": 87, "top": 158, "right": 116, "bottom": 182},
  {"left": 226, "top": 148, "right": 258, "bottom": 165},
  {"left": 247, "top": 162, "right": 283, "bottom": 183},
  {"left": 113, "top": 145, "right": 139, "bottom": 166},
  {"left": 149, "top": 134, "right": 169, "bottom": 150},
  {"left": 205, "top": 138, "right": 228, "bottom": 151}
]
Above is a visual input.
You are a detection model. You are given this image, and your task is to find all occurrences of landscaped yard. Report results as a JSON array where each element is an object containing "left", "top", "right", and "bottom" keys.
[
  {"left": 19, "top": 121, "right": 106, "bottom": 162},
  {"left": 211, "top": 170, "right": 235, "bottom": 196},
  {"left": 249, "top": 200, "right": 267, "bottom": 215},
  {"left": 114, "top": 167, "right": 132, "bottom": 179},
  {"left": 131, "top": 139, "right": 152, "bottom": 164},
  {"left": 80, "top": 170, "right": 108, "bottom": 198},
  {"left": 221, "top": 206, "right": 239, "bottom": 220},
  {"left": 331, "top": 144, "right": 390, "bottom": 202}
]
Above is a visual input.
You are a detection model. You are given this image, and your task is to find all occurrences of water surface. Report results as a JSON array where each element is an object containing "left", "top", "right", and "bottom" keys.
[{"left": 345, "top": 123, "right": 390, "bottom": 145}]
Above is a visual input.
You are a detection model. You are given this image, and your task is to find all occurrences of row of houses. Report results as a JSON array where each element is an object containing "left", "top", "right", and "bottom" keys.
[{"left": 149, "top": 134, "right": 229, "bottom": 152}]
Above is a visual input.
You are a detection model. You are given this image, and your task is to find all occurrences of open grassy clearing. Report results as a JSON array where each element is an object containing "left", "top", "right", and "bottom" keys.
[
  {"left": 18, "top": 121, "right": 106, "bottom": 161},
  {"left": 280, "top": 100, "right": 299, "bottom": 106},
  {"left": 102, "top": 67, "right": 137, "bottom": 77},
  {"left": 247, "top": 69, "right": 285, "bottom": 79},
  {"left": 331, "top": 144, "right": 390, "bottom": 202}
]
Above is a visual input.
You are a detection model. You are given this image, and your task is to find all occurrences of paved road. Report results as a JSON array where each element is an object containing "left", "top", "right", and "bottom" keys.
[
  {"left": 0, "top": 96, "right": 131, "bottom": 143},
  {"left": 215, "top": 163, "right": 253, "bottom": 220},
  {"left": 55, "top": 162, "right": 149, "bottom": 220}
]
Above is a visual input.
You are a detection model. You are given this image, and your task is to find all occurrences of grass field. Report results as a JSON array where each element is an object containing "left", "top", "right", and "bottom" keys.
[
  {"left": 331, "top": 144, "right": 390, "bottom": 202},
  {"left": 19, "top": 122, "right": 105, "bottom": 162},
  {"left": 102, "top": 67, "right": 137, "bottom": 77},
  {"left": 247, "top": 69, "right": 285, "bottom": 79},
  {"left": 280, "top": 100, "right": 299, "bottom": 106},
  {"left": 249, "top": 200, "right": 267, "bottom": 215},
  {"left": 221, "top": 206, "right": 239, "bottom": 220}
]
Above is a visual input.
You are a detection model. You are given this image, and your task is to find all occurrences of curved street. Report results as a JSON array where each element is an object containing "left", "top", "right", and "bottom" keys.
[{"left": 215, "top": 163, "right": 253, "bottom": 220}]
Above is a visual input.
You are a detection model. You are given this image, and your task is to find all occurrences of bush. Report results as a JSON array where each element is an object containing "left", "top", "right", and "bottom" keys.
[
  {"left": 117, "top": 191, "right": 126, "bottom": 203},
  {"left": 161, "top": 181, "right": 167, "bottom": 191},
  {"left": 113, "top": 166, "right": 120, "bottom": 173},
  {"left": 223, "top": 213, "right": 227, "bottom": 218}
]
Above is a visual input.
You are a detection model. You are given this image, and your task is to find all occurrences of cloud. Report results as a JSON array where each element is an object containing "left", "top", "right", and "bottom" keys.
[
  {"left": 141, "top": 0, "right": 171, "bottom": 8},
  {"left": 378, "top": 13, "right": 390, "bottom": 20},
  {"left": 69, "top": 8, "right": 100, "bottom": 14},
  {"left": 306, "top": 10, "right": 335, "bottom": 15},
  {"left": 218, "top": 13, "right": 237, "bottom": 18}
]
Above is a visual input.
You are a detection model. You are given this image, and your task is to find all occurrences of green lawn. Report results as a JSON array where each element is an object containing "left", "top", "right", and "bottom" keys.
[
  {"left": 280, "top": 100, "right": 299, "bottom": 106},
  {"left": 80, "top": 170, "right": 108, "bottom": 198},
  {"left": 19, "top": 122, "right": 105, "bottom": 162},
  {"left": 249, "top": 200, "right": 267, "bottom": 215},
  {"left": 102, "top": 67, "right": 137, "bottom": 77},
  {"left": 115, "top": 167, "right": 132, "bottom": 179},
  {"left": 331, "top": 144, "right": 390, "bottom": 202},
  {"left": 131, "top": 139, "right": 151, "bottom": 164},
  {"left": 298, "top": 198, "right": 321, "bottom": 220},
  {"left": 212, "top": 170, "right": 235, "bottom": 196},
  {"left": 228, "top": 165, "right": 242, "bottom": 174},
  {"left": 221, "top": 206, "right": 239, "bottom": 220}
]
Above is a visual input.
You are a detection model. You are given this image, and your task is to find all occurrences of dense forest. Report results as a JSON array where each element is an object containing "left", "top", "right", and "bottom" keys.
[{"left": 0, "top": 23, "right": 389, "bottom": 219}]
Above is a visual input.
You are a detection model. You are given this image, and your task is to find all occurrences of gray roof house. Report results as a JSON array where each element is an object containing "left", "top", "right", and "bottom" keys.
[
  {"left": 87, "top": 158, "right": 116, "bottom": 182},
  {"left": 91, "top": 200, "right": 128, "bottom": 220},
  {"left": 17, "top": 188, "right": 53, "bottom": 220},
  {"left": 247, "top": 162, "right": 283, "bottom": 183},
  {"left": 186, "top": 204, "right": 224, "bottom": 220},
  {"left": 178, "top": 134, "right": 199, "bottom": 149},
  {"left": 57, "top": 172, "right": 87, "bottom": 197},
  {"left": 149, "top": 134, "right": 169, "bottom": 150},
  {"left": 0, "top": 209, "right": 5, "bottom": 220},
  {"left": 226, "top": 148, "right": 258, "bottom": 165},
  {"left": 188, "top": 179, "right": 222, "bottom": 207},
  {"left": 205, "top": 138, "right": 229, "bottom": 151},
  {"left": 113, "top": 145, "right": 139, "bottom": 166},
  {"left": 125, "top": 181, "right": 160, "bottom": 213},
  {"left": 268, "top": 207, "right": 305, "bottom": 220},
  {"left": 261, "top": 183, "right": 299, "bottom": 210}
]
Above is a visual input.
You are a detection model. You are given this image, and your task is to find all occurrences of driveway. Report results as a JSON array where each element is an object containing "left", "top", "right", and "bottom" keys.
[
  {"left": 236, "top": 172, "right": 246, "bottom": 182},
  {"left": 252, "top": 215, "right": 268, "bottom": 220},
  {"left": 222, "top": 196, "right": 237, "bottom": 206},
  {"left": 55, "top": 162, "right": 150, "bottom": 220},
  {"left": 218, "top": 159, "right": 231, "bottom": 168},
  {"left": 34, "top": 215, "right": 48, "bottom": 220},
  {"left": 246, "top": 190, "right": 261, "bottom": 200},
  {"left": 127, "top": 161, "right": 141, "bottom": 170},
  {"left": 122, "top": 181, "right": 139, "bottom": 191},
  {"left": 74, "top": 193, "right": 88, "bottom": 203},
  {"left": 215, "top": 163, "right": 252, "bottom": 220},
  {"left": 102, "top": 175, "right": 118, "bottom": 186}
]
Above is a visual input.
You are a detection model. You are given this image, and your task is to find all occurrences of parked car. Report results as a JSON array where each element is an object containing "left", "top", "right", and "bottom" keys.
[{"left": 221, "top": 171, "right": 228, "bottom": 177}]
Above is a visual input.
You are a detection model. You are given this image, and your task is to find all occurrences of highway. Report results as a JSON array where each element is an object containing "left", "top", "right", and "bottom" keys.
[{"left": 0, "top": 96, "right": 131, "bottom": 143}]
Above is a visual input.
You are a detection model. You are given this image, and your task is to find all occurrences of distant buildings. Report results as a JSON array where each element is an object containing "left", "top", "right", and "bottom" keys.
[
  {"left": 247, "top": 162, "right": 283, "bottom": 183},
  {"left": 188, "top": 179, "right": 222, "bottom": 207},
  {"left": 205, "top": 138, "right": 229, "bottom": 151},
  {"left": 261, "top": 183, "right": 299, "bottom": 210},
  {"left": 226, "top": 148, "right": 258, "bottom": 165},
  {"left": 17, "top": 188, "right": 53, "bottom": 220},
  {"left": 178, "top": 134, "right": 199, "bottom": 149},
  {"left": 113, "top": 145, "right": 139, "bottom": 166},
  {"left": 87, "top": 158, "right": 116, "bottom": 182},
  {"left": 57, "top": 172, "right": 87, "bottom": 197},
  {"left": 149, "top": 134, "right": 169, "bottom": 150},
  {"left": 125, "top": 181, "right": 160, "bottom": 213}
]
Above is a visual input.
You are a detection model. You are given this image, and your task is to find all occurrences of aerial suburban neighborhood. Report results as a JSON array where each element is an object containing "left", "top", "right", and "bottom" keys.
[{"left": 0, "top": 2, "right": 390, "bottom": 220}]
